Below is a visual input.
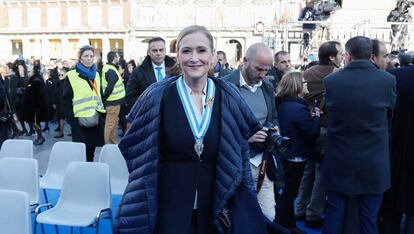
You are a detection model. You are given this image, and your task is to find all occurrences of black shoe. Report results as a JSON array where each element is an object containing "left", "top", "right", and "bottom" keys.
[
  {"left": 54, "top": 134, "right": 64, "bottom": 138},
  {"left": 42, "top": 126, "right": 49, "bottom": 132},
  {"left": 25, "top": 130, "right": 35, "bottom": 136},
  {"left": 34, "top": 136, "right": 45, "bottom": 145},
  {"left": 294, "top": 214, "right": 306, "bottom": 222},
  {"left": 68, "top": 133, "right": 72, "bottom": 136},
  {"left": 304, "top": 218, "right": 323, "bottom": 229},
  {"left": 20, "top": 129, "right": 27, "bottom": 136},
  {"left": 290, "top": 228, "right": 307, "bottom": 234},
  {"left": 54, "top": 126, "right": 60, "bottom": 132}
]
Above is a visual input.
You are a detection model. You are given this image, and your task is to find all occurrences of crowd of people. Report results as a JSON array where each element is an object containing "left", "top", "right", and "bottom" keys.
[{"left": 0, "top": 23, "right": 413, "bottom": 234}]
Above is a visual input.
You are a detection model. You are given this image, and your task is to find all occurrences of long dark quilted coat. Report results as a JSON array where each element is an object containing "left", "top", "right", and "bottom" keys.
[{"left": 115, "top": 76, "right": 263, "bottom": 233}]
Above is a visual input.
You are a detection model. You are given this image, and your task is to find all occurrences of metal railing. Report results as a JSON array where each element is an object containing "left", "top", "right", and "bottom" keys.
[{"left": 276, "top": 21, "right": 414, "bottom": 53}]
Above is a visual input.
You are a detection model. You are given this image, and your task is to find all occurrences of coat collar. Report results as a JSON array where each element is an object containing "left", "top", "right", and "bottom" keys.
[
  {"left": 226, "top": 69, "right": 273, "bottom": 89},
  {"left": 345, "top": 60, "right": 377, "bottom": 69}
]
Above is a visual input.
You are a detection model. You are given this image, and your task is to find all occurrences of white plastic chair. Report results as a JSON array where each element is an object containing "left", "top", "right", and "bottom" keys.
[
  {"left": 99, "top": 144, "right": 129, "bottom": 195},
  {"left": 0, "top": 139, "right": 33, "bottom": 158},
  {"left": 35, "top": 162, "right": 112, "bottom": 234},
  {"left": 0, "top": 189, "right": 32, "bottom": 234},
  {"left": 40, "top": 142, "right": 86, "bottom": 202},
  {"left": 0, "top": 158, "right": 40, "bottom": 210}
]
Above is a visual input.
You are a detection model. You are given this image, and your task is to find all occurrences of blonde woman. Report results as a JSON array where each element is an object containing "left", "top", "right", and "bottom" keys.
[
  {"left": 275, "top": 71, "right": 320, "bottom": 233},
  {"left": 115, "top": 25, "right": 267, "bottom": 234}
]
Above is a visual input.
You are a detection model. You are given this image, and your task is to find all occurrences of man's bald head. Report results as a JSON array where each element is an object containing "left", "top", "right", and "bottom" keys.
[
  {"left": 242, "top": 43, "right": 273, "bottom": 85},
  {"left": 245, "top": 43, "right": 273, "bottom": 62}
]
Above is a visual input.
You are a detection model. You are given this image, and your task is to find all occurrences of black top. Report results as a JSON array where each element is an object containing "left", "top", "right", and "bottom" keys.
[{"left": 157, "top": 80, "right": 221, "bottom": 234}]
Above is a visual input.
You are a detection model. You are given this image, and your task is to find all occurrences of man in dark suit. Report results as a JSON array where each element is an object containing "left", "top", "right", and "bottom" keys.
[
  {"left": 322, "top": 36, "right": 396, "bottom": 234},
  {"left": 124, "top": 37, "right": 175, "bottom": 114},
  {"left": 215, "top": 50, "right": 232, "bottom": 78},
  {"left": 223, "top": 43, "right": 290, "bottom": 233},
  {"left": 380, "top": 65, "right": 414, "bottom": 234},
  {"left": 370, "top": 39, "right": 389, "bottom": 71}
]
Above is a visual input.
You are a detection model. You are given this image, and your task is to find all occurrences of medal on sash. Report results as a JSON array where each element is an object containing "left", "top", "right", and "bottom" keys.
[{"left": 176, "top": 76, "right": 216, "bottom": 157}]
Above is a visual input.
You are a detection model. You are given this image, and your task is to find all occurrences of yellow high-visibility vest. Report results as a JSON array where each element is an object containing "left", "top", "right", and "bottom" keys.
[
  {"left": 67, "top": 70, "right": 106, "bottom": 117},
  {"left": 101, "top": 64, "right": 125, "bottom": 102}
]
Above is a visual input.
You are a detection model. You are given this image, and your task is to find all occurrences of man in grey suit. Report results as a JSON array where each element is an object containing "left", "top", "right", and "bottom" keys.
[
  {"left": 322, "top": 36, "right": 396, "bottom": 234},
  {"left": 222, "top": 43, "right": 278, "bottom": 221}
]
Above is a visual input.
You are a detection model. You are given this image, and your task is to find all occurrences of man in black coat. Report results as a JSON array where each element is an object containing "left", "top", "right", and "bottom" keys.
[
  {"left": 380, "top": 65, "right": 414, "bottom": 234},
  {"left": 124, "top": 37, "right": 175, "bottom": 114},
  {"left": 0, "top": 75, "right": 11, "bottom": 146},
  {"left": 266, "top": 51, "right": 292, "bottom": 91},
  {"left": 322, "top": 36, "right": 396, "bottom": 234},
  {"left": 215, "top": 51, "right": 232, "bottom": 78}
]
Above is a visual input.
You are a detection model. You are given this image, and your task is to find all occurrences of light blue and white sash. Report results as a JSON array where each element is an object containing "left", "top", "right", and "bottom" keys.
[{"left": 176, "top": 76, "right": 216, "bottom": 157}]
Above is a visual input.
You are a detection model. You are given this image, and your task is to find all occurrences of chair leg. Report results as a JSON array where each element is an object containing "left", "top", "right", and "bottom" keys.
[
  {"left": 34, "top": 220, "right": 37, "bottom": 234},
  {"left": 42, "top": 189, "right": 49, "bottom": 203},
  {"left": 41, "top": 224, "right": 45, "bottom": 234},
  {"left": 70, "top": 226, "right": 73, "bottom": 234},
  {"left": 80, "top": 227, "right": 84, "bottom": 234},
  {"left": 96, "top": 223, "right": 99, "bottom": 234},
  {"left": 54, "top": 225, "right": 59, "bottom": 234},
  {"left": 109, "top": 210, "right": 114, "bottom": 229}
]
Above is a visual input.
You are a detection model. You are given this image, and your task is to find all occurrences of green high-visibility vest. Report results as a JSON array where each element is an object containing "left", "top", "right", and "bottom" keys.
[
  {"left": 67, "top": 70, "right": 106, "bottom": 118},
  {"left": 101, "top": 64, "right": 125, "bottom": 102}
]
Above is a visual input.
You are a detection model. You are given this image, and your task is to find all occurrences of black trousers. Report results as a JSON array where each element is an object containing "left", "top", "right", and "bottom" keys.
[{"left": 276, "top": 160, "right": 306, "bottom": 229}]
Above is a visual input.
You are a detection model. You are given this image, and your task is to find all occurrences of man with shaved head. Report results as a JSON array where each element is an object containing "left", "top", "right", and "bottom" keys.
[{"left": 223, "top": 43, "right": 280, "bottom": 222}]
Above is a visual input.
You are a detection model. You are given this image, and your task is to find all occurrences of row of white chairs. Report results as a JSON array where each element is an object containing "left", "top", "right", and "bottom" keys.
[
  {"left": 0, "top": 140, "right": 129, "bottom": 234},
  {"left": 0, "top": 139, "right": 129, "bottom": 196},
  {"left": 0, "top": 159, "right": 112, "bottom": 234}
]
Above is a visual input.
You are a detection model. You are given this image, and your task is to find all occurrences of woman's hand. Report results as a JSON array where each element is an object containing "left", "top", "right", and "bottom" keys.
[{"left": 311, "top": 107, "right": 321, "bottom": 117}]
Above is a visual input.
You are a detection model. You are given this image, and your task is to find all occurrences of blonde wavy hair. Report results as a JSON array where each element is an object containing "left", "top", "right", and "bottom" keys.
[{"left": 276, "top": 71, "right": 304, "bottom": 99}]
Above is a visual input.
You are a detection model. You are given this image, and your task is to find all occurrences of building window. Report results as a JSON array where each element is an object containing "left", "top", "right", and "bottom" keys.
[
  {"left": 88, "top": 6, "right": 102, "bottom": 28},
  {"left": 110, "top": 39, "right": 124, "bottom": 57},
  {"left": 67, "top": 7, "right": 82, "bottom": 28},
  {"left": 69, "top": 39, "right": 80, "bottom": 59},
  {"left": 11, "top": 40, "right": 23, "bottom": 55},
  {"left": 49, "top": 39, "right": 62, "bottom": 60},
  {"left": 28, "top": 8, "right": 41, "bottom": 28},
  {"left": 47, "top": 7, "right": 61, "bottom": 28},
  {"left": 8, "top": 8, "right": 22, "bottom": 29},
  {"left": 108, "top": 6, "right": 123, "bottom": 28},
  {"left": 89, "top": 39, "right": 103, "bottom": 59}
]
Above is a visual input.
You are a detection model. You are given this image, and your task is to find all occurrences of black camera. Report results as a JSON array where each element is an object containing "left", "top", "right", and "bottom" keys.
[{"left": 262, "top": 123, "right": 291, "bottom": 153}]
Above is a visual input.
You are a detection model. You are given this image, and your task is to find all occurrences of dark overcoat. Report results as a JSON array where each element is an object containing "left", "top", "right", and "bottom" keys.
[
  {"left": 322, "top": 60, "right": 396, "bottom": 195},
  {"left": 22, "top": 74, "right": 49, "bottom": 123},
  {"left": 384, "top": 66, "right": 414, "bottom": 215},
  {"left": 124, "top": 55, "right": 175, "bottom": 112}
]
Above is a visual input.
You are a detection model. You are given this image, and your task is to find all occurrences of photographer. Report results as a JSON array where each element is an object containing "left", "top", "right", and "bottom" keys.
[
  {"left": 222, "top": 43, "right": 285, "bottom": 227},
  {"left": 276, "top": 71, "right": 320, "bottom": 234}
]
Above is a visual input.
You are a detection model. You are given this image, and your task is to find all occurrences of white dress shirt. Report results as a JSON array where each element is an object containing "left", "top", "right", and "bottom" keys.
[{"left": 239, "top": 70, "right": 263, "bottom": 93}]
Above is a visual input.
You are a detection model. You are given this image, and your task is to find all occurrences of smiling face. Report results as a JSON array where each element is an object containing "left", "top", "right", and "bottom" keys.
[{"left": 177, "top": 32, "right": 214, "bottom": 81}]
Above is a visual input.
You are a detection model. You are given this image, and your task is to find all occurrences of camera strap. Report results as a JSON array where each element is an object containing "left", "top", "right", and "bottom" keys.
[{"left": 256, "top": 156, "right": 267, "bottom": 193}]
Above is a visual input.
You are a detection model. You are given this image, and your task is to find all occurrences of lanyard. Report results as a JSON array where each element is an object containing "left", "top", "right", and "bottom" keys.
[
  {"left": 176, "top": 76, "right": 216, "bottom": 157},
  {"left": 88, "top": 80, "right": 100, "bottom": 97}
]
